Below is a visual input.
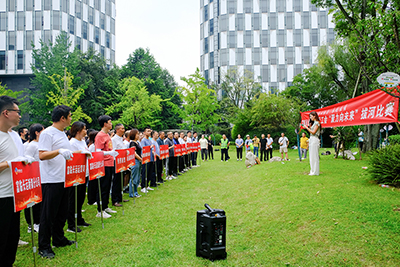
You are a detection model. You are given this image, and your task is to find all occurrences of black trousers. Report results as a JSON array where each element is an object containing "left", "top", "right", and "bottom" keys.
[
  {"left": 112, "top": 169, "right": 122, "bottom": 204},
  {"left": 24, "top": 202, "right": 41, "bottom": 225},
  {"left": 39, "top": 183, "right": 69, "bottom": 250},
  {"left": 141, "top": 162, "right": 155, "bottom": 187},
  {"left": 236, "top": 147, "right": 243, "bottom": 159},
  {"left": 67, "top": 177, "right": 87, "bottom": 228},
  {"left": 266, "top": 148, "right": 273, "bottom": 160},
  {"left": 155, "top": 159, "right": 163, "bottom": 182},
  {"left": 201, "top": 149, "right": 207, "bottom": 160},
  {"left": 97, "top": 166, "right": 113, "bottom": 212},
  {"left": 260, "top": 147, "right": 267, "bottom": 161},
  {"left": 221, "top": 148, "right": 228, "bottom": 161},
  {"left": 87, "top": 178, "right": 98, "bottom": 205},
  {"left": 179, "top": 156, "right": 185, "bottom": 172},
  {"left": 192, "top": 152, "right": 198, "bottom": 165},
  {"left": 168, "top": 156, "right": 177, "bottom": 176},
  {"left": 208, "top": 147, "right": 214, "bottom": 159},
  {"left": 0, "top": 197, "right": 20, "bottom": 267}
]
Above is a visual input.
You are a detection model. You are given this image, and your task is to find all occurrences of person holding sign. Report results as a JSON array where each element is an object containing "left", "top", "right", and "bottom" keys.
[
  {"left": 165, "top": 132, "right": 176, "bottom": 180},
  {"left": 67, "top": 122, "right": 92, "bottom": 233},
  {"left": 152, "top": 131, "right": 163, "bottom": 184},
  {"left": 111, "top": 123, "right": 128, "bottom": 207},
  {"left": 0, "top": 96, "right": 24, "bottom": 266},
  {"left": 140, "top": 127, "right": 155, "bottom": 192},
  {"left": 302, "top": 111, "right": 321, "bottom": 175},
  {"left": 128, "top": 129, "right": 142, "bottom": 198},
  {"left": 38, "top": 105, "right": 76, "bottom": 259}
]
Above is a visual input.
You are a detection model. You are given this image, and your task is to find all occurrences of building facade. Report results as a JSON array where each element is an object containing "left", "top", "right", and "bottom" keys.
[
  {"left": 0, "top": 0, "right": 116, "bottom": 91},
  {"left": 200, "top": 0, "right": 335, "bottom": 93}
]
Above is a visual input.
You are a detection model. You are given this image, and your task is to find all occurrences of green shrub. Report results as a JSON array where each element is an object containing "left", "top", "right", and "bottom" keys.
[
  {"left": 209, "top": 134, "right": 223, "bottom": 145},
  {"left": 368, "top": 144, "right": 400, "bottom": 186},
  {"left": 389, "top": 134, "right": 400, "bottom": 145}
]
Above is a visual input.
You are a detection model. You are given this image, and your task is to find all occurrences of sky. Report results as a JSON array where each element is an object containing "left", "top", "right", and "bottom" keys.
[{"left": 116, "top": 0, "right": 200, "bottom": 85}]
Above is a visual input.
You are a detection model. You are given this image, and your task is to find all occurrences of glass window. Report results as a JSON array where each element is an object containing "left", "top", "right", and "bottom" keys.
[
  {"left": 110, "top": 18, "right": 115, "bottom": 34},
  {"left": 219, "top": 14, "right": 227, "bottom": 31},
  {"left": 302, "top": 12, "right": 310, "bottom": 29},
  {"left": 261, "top": 30, "right": 268, "bottom": 47},
  {"left": 244, "top": 0, "right": 251, "bottom": 13},
  {"left": 269, "top": 13, "right": 276, "bottom": 30},
  {"left": 101, "top": 13, "right": 105, "bottom": 30},
  {"left": 106, "top": 31, "right": 110, "bottom": 48},
  {"left": 278, "top": 30, "right": 285, "bottom": 46},
  {"left": 25, "top": 0, "right": 33, "bottom": 11},
  {"left": 204, "top": 5, "right": 208, "bottom": 21},
  {"left": 218, "top": 32, "right": 220, "bottom": 49},
  {"left": 26, "top": 31, "right": 33, "bottom": 50},
  {"left": 110, "top": 50, "right": 115, "bottom": 64},
  {"left": 295, "top": 65, "right": 302, "bottom": 76},
  {"left": 277, "top": 0, "right": 285, "bottom": 12},
  {"left": 303, "top": 46, "right": 311, "bottom": 63},
  {"left": 76, "top": 0, "right": 82, "bottom": 19},
  {"left": 228, "top": 31, "right": 235, "bottom": 48},
  {"left": 294, "top": 29, "right": 302, "bottom": 46},
  {"left": 82, "top": 21, "right": 88, "bottom": 39},
  {"left": 8, "top": 0, "right": 15, "bottom": 11},
  {"left": 204, "top": 37, "right": 208, "bottom": 53},
  {"left": 237, "top": 48, "right": 244, "bottom": 65},
  {"left": 260, "top": 0, "right": 268, "bottom": 12},
  {"left": 253, "top": 15, "right": 260, "bottom": 30},
  {"left": 35, "top": 11, "right": 42, "bottom": 30},
  {"left": 210, "top": 52, "right": 214, "bottom": 68},
  {"left": 311, "top": 29, "right": 318, "bottom": 46},
  {"left": 44, "top": 0, "right": 51, "bottom": 10},
  {"left": 245, "top": 30, "right": 251, "bottom": 47},
  {"left": 253, "top": 48, "right": 260, "bottom": 65},
  {"left": 262, "top": 66, "right": 268, "bottom": 82},
  {"left": 62, "top": 0, "right": 68, "bottom": 13},
  {"left": 53, "top": 11, "right": 60, "bottom": 30},
  {"left": 89, "top": 7, "right": 94, "bottom": 24},
  {"left": 95, "top": 27, "right": 99, "bottom": 44},
  {"left": 106, "top": 0, "right": 111, "bottom": 16},
  {"left": 9, "top": 31, "right": 16, "bottom": 50},
  {"left": 209, "top": 18, "right": 214, "bottom": 35},
  {"left": 0, "top": 13, "right": 5, "bottom": 31},
  {"left": 17, "top": 50, "right": 24, "bottom": 69},
  {"left": 319, "top": 12, "right": 327, "bottom": 28},
  {"left": 76, "top": 36, "right": 81, "bottom": 50},
  {"left": 204, "top": 70, "right": 209, "bottom": 84},
  {"left": 236, "top": 14, "right": 244, "bottom": 31},
  {"left": 44, "top": 30, "right": 51, "bottom": 44},
  {"left": 100, "top": 46, "right": 104, "bottom": 57},
  {"left": 220, "top": 49, "right": 228, "bottom": 65},
  {"left": 0, "top": 51, "right": 5, "bottom": 70},
  {"left": 294, "top": 0, "right": 301, "bottom": 12},
  {"left": 94, "top": 0, "right": 100, "bottom": 10},
  {"left": 311, "top": 4, "right": 318, "bottom": 11},
  {"left": 328, "top": 28, "right": 335, "bottom": 43},
  {"left": 286, "top": 13, "right": 293, "bottom": 29},
  {"left": 17, "top": 12, "right": 25, "bottom": 31},
  {"left": 228, "top": 0, "right": 236, "bottom": 14},
  {"left": 278, "top": 65, "right": 286, "bottom": 82},
  {"left": 69, "top": 15, "right": 75, "bottom": 34},
  {"left": 286, "top": 47, "right": 294, "bottom": 64},
  {"left": 89, "top": 41, "right": 94, "bottom": 50},
  {"left": 269, "top": 47, "right": 277, "bottom": 64}
]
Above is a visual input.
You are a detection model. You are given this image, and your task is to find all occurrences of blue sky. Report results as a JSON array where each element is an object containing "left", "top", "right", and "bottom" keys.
[{"left": 116, "top": 0, "right": 200, "bottom": 85}]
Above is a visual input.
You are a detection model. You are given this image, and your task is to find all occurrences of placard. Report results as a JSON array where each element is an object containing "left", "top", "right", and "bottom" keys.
[
  {"left": 182, "top": 144, "right": 187, "bottom": 155},
  {"left": 65, "top": 153, "right": 87, "bottom": 188},
  {"left": 127, "top": 147, "right": 136, "bottom": 168},
  {"left": 174, "top": 144, "right": 182, "bottom": 157},
  {"left": 88, "top": 152, "right": 105, "bottom": 181},
  {"left": 187, "top": 143, "right": 193, "bottom": 153},
  {"left": 115, "top": 149, "right": 127, "bottom": 173},
  {"left": 196, "top": 142, "right": 201, "bottom": 151},
  {"left": 11, "top": 161, "right": 42, "bottom": 212},
  {"left": 160, "top": 145, "right": 169, "bottom": 159},
  {"left": 142, "top": 146, "right": 151, "bottom": 164}
]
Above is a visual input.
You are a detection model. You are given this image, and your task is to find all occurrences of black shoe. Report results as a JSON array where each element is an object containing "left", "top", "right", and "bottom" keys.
[
  {"left": 77, "top": 222, "right": 91, "bottom": 227},
  {"left": 39, "top": 248, "right": 55, "bottom": 259},
  {"left": 53, "top": 239, "right": 75, "bottom": 248},
  {"left": 67, "top": 227, "right": 82, "bottom": 233}
]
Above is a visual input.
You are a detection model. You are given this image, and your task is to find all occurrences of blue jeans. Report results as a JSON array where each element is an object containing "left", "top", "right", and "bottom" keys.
[
  {"left": 253, "top": 147, "right": 259, "bottom": 157},
  {"left": 129, "top": 159, "right": 142, "bottom": 197}
]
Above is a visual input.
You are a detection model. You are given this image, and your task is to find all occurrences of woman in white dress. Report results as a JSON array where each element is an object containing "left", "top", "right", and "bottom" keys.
[{"left": 303, "top": 111, "right": 321, "bottom": 175}]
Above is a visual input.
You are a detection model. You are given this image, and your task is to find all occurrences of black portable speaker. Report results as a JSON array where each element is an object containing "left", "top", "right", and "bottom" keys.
[{"left": 196, "top": 203, "right": 227, "bottom": 261}]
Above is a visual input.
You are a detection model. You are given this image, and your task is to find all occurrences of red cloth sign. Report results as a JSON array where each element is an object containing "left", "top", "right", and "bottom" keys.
[
  {"left": 88, "top": 152, "right": 105, "bottom": 181},
  {"left": 160, "top": 145, "right": 169, "bottom": 159},
  {"left": 195, "top": 142, "right": 201, "bottom": 151},
  {"left": 174, "top": 144, "right": 182, "bottom": 157},
  {"left": 182, "top": 144, "right": 187, "bottom": 155},
  {"left": 142, "top": 146, "right": 151, "bottom": 164},
  {"left": 301, "top": 89, "right": 399, "bottom": 128},
  {"left": 115, "top": 149, "right": 127, "bottom": 173},
  {"left": 126, "top": 147, "right": 136, "bottom": 168},
  {"left": 65, "top": 153, "right": 87, "bottom": 188},
  {"left": 11, "top": 161, "right": 42, "bottom": 212}
]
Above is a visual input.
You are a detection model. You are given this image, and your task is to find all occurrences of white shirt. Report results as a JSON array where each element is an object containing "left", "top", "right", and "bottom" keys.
[
  {"left": 88, "top": 143, "right": 96, "bottom": 153},
  {"left": 24, "top": 141, "right": 40, "bottom": 161},
  {"left": 199, "top": 138, "right": 208, "bottom": 149},
  {"left": 278, "top": 136, "right": 289, "bottom": 148},
  {"left": 123, "top": 139, "right": 130, "bottom": 148},
  {"left": 9, "top": 130, "right": 24, "bottom": 156},
  {"left": 178, "top": 137, "right": 185, "bottom": 144},
  {"left": 38, "top": 126, "right": 72, "bottom": 184},
  {"left": 112, "top": 134, "right": 125, "bottom": 150},
  {"left": 70, "top": 138, "right": 90, "bottom": 176},
  {"left": 266, "top": 137, "right": 273, "bottom": 149},
  {"left": 186, "top": 137, "right": 193, "bottom": 143},
  {"left": 0, "top": 131, "right": 19, "bottom": 197}
]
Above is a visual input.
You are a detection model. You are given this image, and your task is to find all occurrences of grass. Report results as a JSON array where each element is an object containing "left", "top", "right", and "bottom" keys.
[{"left": 15, "top": 148, "right": 400, "bottom": 266}]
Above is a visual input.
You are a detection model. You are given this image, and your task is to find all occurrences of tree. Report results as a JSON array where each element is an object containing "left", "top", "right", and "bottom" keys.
[
  {"left": 178, "top": 69, "right": 220, "bottom": 131},
  {"left": 105, "top": 77, "right": 162, "bottom": 129}
]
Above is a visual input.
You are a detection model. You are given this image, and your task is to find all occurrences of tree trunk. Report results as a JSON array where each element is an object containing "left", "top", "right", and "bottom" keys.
[{"left": 364, "top": 124, "right": 380, "bottom": 151}]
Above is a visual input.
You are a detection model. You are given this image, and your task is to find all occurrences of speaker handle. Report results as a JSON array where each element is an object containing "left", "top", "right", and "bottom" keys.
[{"left": 204, "top": 203, "right": 214, "bottom": 213}]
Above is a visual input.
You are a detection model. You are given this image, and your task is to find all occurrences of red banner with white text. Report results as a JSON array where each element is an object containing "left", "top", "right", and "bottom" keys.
[
  {"left": 88, "top": 152, "right": 105, "bottom": 181},
  {"left": 174, "top": 144, "right": 182, "bottom": 157},
  {"left": 11, "top": 161, "right": 42, "bottom": 212},
  {"left": 142, "top": 146, "right": 151, "bottom": 164},
  {"left": 65, "top": 153, "right": 87, "bottom": 188},
  {"left": 160, "top": 145, "right": 169, "bottom": 159},
  {"left": 126, "top": 147, "right": 136, "bottom": 168},
  {"left": 301, "top": 89, "right": 399, "bottom": 128}
]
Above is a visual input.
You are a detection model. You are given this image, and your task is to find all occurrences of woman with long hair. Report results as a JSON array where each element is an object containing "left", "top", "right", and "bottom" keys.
[
  {"left": 129, "top": 129, "right": 142, "bottom": 198},
  {"left": 303, "top": 111, "right": 321, "bottom": 175}
]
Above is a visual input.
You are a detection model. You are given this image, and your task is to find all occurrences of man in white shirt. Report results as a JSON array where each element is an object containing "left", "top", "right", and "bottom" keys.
[
  {"left": 111, "top": 123, "right": 128, "bottom": 206},
  {"left": 278, "top": 133, "right": 290, "bottom": 161},
  {"left": 38, "top": 105, "right": 75, "bottom": 259},
  {"left": 266, "top": 134, "right": 274, "bottom": 161},
  {"left": 0, "top": 96, "right": 22, "bottom": 266}
]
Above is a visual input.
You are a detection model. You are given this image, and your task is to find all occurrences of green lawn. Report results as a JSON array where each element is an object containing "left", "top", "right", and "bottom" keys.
[{"left": 15, "top": 148, "right": 400, "bottom": 266}]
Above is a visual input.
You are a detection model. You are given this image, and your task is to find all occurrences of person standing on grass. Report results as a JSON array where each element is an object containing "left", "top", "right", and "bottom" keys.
[
  {"left": 303, "top": 111, "right": 321, "bottom": 175},
  {"left": 235, "top": 134, "right": 244, "bottom": 161},
  {"left": 245, "top": 135, "right": 252, "bottom": 152},
  {"left": 192, "top": 132, "right": 199, "bottom": 167},
  {"left": 278, "top": 133, "right": 290, "bottom": 161},
  {"left": 129, "top": 129, "right": 142, "bottom": 198},
  {"left": 87, "top": 130, "right": 99, "bottom": 205},
  {"left": 95, "top": 115, "right": 119, "bottom": 219},
  {"left": 266, "top": 134, "right": 273, "bottom": 161},
  {"left": 38, "top": 105, "right": 76, "bottom": 259},
  {"left": 200, "top": 134, "right": 208, "bottom": 161},
  {"left": 151, "top": 131, "right": 163, "bottom": 184},
  {"left": 300, "top": 132, "right": 309, "bottom": 160},
  {"left": 220, "top": 134, "right": 230, "bottom": 162},
  {"left": 252, "top": 135, "right": 260, "bottom": 157},
  {"left": 186, "top": 131, "right": 193, "bottom": 169},
  {"left": 157, "top": 131, "right": 166, "bottom": 181},
  {"left": 358, "top": 128, "right": 364, "bottom": 152},
  {"left": 140, "top": 127, "right": 155, "bottom": 192},
  {"left": 165, "top": 132, "right": 177, "bottom": 179},
  {"left": 260, "top": 134, "right": 267, "bottom": 162},
  {"left": 207, "top": 135, "right": 214, "bottom": 160}
]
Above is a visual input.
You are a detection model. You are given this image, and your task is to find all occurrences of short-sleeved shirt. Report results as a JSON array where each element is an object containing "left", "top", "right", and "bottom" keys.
[
  {"left": 95, "top": 131, "right": 114, "bottom": 167},
  {"left": 300, "top": 137, "right": 309, "bottom": 149},
  {"left": 266, "top": 137, "right": 273, "bottom": 149},
  {"left": 24, "top": 141, "right": 40, "bottom": 161},
  {"left": 200, "top": 138, "right": 208, "bottom": 149},
  {"left": 0, "top": 131, "right": 19, "bottom": 197},
  {"left": 252, "top": 138, "right": 260, "bottom": 147},
  {"left": 151, "top": 139, "right": 160, "bottom": 158},
  {"left": 112, "top": 135, "right": 125, "bottom": 150},
  {"left": 130, "top": 141, "right": 142, "bottom": 157},
  {"left": 235, "top": 138, "right": 244, "bottom": 148},
  {"left": 70, "top": 138, "right": 90, "bottom": 176},
  {"left": 165, "top": 138, "right": 174, "bottom": 157},
  {"left": 141, "top": 137, "right": 154, "bottom": 162},
  {"left": 278, "top": 136, "right": 289, "bottom": 148},
  {"left": 358, "top": 131, "right": 364, "bottom": 142},
  {"left": 9, "top": 130, "right": 24, "bottom": 156},
  {"left": 245, "top": 139, "right": 252, "bottom": 151},
  {"left": 39, "top": 126, "right": 73, "bottom": 184},
  {"left": 260, "top": 138, "right": 267, "bottom": 148}
]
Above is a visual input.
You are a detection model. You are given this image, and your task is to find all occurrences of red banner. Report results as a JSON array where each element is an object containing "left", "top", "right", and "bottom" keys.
[
  {"left": 65, "top": 153, "right": 87, "bottom": 188},
  {"left": 142, "top": 146, "right": 151, "bottom": 164},
  {"left": 11, "top": 161, "right": 42, "bottom": 212},
  {"left": 88, "top": 152, "right": 105, "bottom": 181},
  {"left": 127, "top": 147, "right": 136, "bottom": 168},
  {"left": 182, "top": 144, "right": 187, "bottom": 155},
  {"left": 174, "top": 144, "right": 182, "bottom": 157},
  {"left": 115, "top": 149, "right": 127, "bottom": 173},
  {"left": 301, "top": 89, "right": 399, "bottom": 128},
  {"left": 160, "top": 145, "right": 169, "bottom": 159},
  {"left": 195, "top": 142, "right": 201, "bottom": 151}
]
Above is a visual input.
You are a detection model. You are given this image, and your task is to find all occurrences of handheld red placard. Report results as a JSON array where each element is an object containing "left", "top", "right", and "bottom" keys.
[
  {"left": 115, "top": 149, "right": 127, "bottom": 173},
  {"left": 160, "top": 145, "right": 169, "bottom": 159},
  {"left": 88, "top": 152, "right": 105, "bottom": 181},
  {"left": 142, "top": 146, "right": 151, "bottom": 164},
  {"left": 126, "top": 147, "right": 136, "bottom": 168},
  {"left": 65, "top": 153, "right": 87, "bottom": 188}
]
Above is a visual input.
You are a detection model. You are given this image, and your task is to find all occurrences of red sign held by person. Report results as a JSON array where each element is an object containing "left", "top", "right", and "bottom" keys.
[
  {"left": 142, "top": 146, "right": 151, "bottom": 164},
  {"left": 196, "top": 142, "right": 201, "bottom": 151},
  {"left": 65, "top": 153, "right": 87, "bottom": 188},
  {"left": 88, "top": 152, "right": 105, "bottom": 181},
  {"left": 182, "top": 144, "right": 187, "bottom": 155},
  {"left": 174, "top": 144, "right": 182, "bottom": 157},
  {"left": 126, "top": 147, "right": 136, "bottom": 168},
  {"left": 11, "top": 161, "right": 42, "bottom": 212},
  {"left": 160, "top": 145, "right": 169, "bottom": 159},
  {"left": 115, "top": 149, "right": 127, "bottom": 173}
]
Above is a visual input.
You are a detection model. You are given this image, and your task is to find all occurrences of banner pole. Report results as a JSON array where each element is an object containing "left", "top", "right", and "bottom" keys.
[
  {"left": 28, "top": 203, "right": 36, "bottom": 267},
  {"left": 74, "top": 183, "right": 78, "bottom": 248},
  {"left": 121, "top": 172, "right": 124, "bottom": 215},
  {"left": 177, "top": 156, "right": 180, "bottom": 175},
  {"left": 97, "top": 177, "right": 104, "bottom": 229},
  {"left": 145, "top": 163, "right": 148, "bottom": 195},
  {"left": 296, "top": 132, "right": 302, "bottom": 162},
  {"left": 198, "top": 147, "right": 201, "bottom": 166},
  {"left": 155, "top": 158, "right": 158, "bottom": 189}
]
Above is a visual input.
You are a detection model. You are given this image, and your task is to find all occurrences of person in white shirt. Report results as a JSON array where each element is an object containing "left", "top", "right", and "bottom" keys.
[
  {"left": 278, "top": 133, "right": 290, "bottom": 161},
  {"left": 24, "top": 124, "right": 44, "bottom": 234},
  {"left": 111, "top": 123, "right": 128, "bottom": 206},
  {"left": 38, "top": 105, "right": 76, "bottom": 259},
  {"left": 87, "top": 130, "right": 99, "bottom": 205},
  {"left": 0, "top": 96, "right": 23, "bottom": 266},
  {"left": 266, "top": 134, "right": 274, "bottom": 161},
  {"left": 178, "top": 132, "right": 187, "bottom": 173},
  {"left": 199, "top": 135, "right": 208, "bottom": 161}
]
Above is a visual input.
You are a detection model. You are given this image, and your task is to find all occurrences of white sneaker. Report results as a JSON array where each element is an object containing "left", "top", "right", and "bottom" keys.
[
  {"left": 18, "top": 240, "right": 29, "bottom": 247},
  {"left": 96, "top": 211, "right": 111, "bottom": 218},
  {"left": 34, "top": 224, "right": 39, "bottom": 233},
  {"left": 141, "top": 188, "right": 148, "bottom": 193},
  {"left": 105, "top": 208, "right": 117, "bottom": 214},
  {"left": 237, "top": 159, "right": 239, "bottom": 161},
  {"left": 171, "top": 175, "right": 177, "bottom": 179},
  {"left": 147, "top": 187, "right": 154, "bottom": 191},
  {"left": 240, "top": 159, "right": 242, "bottom": 161}
]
